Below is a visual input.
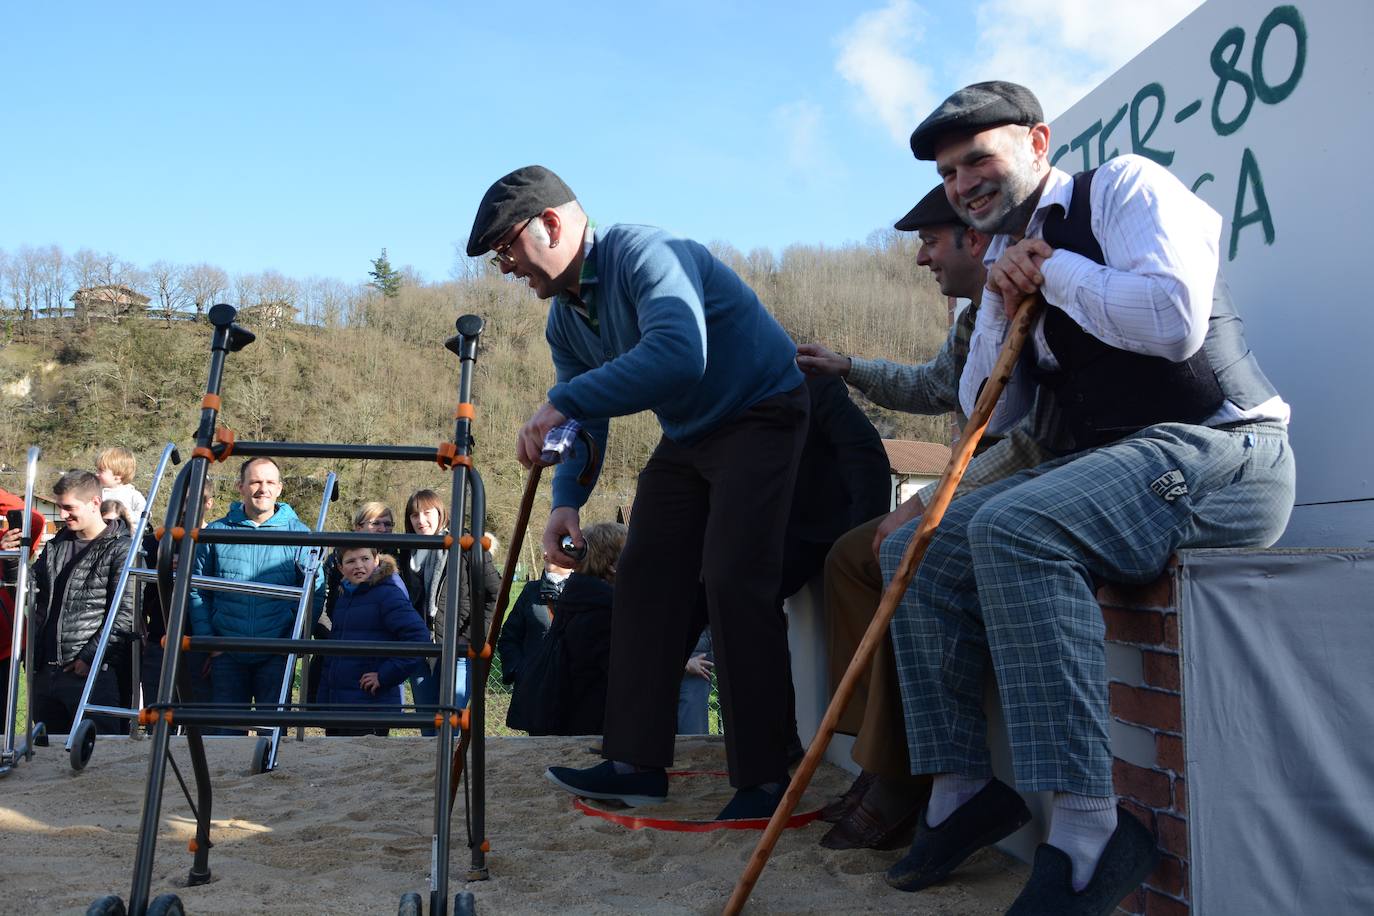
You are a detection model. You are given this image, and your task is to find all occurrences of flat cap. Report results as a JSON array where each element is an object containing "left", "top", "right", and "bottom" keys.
[
  {"left": 466, "top": 165, "right": 576, "bottom": 257},
  {"left": 909, "top": 81, "right": 1043, "bottom": 160},
  {"left": 894, "top": 183, "right": 965, "bottom": 232}
]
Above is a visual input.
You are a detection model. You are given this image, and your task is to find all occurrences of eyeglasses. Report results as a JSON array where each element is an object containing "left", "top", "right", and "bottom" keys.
[{"left": 490, "top": 217, "right": 536, "bottom": 267}]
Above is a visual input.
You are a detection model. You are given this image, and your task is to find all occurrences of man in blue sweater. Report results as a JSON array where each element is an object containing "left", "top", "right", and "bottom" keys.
[
  {"left": 468, "top": 165, "right": 808, "bottom": 819},
  {"left": 190, "top": 457, "right": 325, "bottom": 733}
]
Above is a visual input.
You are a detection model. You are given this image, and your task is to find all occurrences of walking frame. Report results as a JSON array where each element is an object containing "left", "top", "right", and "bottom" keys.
[
  {"left": 87, "top": 305, "right": 493, "bottom": 916},
  {"left": 1, "top": 446, "right": 46, "bottom": 776},
  {"left": 725, "top": 293, "right": 1046, "bottom": 915}
]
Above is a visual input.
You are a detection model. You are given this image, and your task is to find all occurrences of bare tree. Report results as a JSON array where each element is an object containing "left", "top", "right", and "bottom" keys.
[
  {"left": 147, "top": 260, "right": 190, "bottom": 326},
  {"left": 183, "top": 263, "right": 228, "bottom": 319}
]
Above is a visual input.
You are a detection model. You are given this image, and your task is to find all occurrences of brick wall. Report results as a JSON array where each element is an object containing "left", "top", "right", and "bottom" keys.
[{"left": 1099, "top": 559, "right": 1190, "bottom": 915}]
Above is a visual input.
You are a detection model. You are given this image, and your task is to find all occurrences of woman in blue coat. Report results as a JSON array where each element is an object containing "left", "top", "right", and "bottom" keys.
[{"left": 318, "top": 547, "right": 430, "bottom": 736}]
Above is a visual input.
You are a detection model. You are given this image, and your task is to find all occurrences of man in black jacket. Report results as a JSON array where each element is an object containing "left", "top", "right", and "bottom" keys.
[{"left": 31, "top": 469, "right": 134, "bottom": 736}]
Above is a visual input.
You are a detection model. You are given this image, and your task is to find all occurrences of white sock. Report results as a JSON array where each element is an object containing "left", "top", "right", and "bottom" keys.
[
  {"left": 925, "top": 773, "right": 990, "bottom": 827},
  {"left": 1047, "top": 793, "right": 1118, "bottom": 891}
]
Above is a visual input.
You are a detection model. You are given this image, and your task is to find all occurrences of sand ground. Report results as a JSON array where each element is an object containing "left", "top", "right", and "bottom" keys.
[{"left": 0, "top": 734, "right": 1025, "bottom": 914}]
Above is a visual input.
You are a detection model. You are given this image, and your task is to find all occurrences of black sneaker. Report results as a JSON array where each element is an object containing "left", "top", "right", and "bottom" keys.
[
  {"left": 1005, "top": 806, "right": 1159, "bottom": 915},
  {"left": 885, "top": 777, "right": 1031, "bottom": 892},
  {"left": 545, "top": 760, "right": 668, "bottom": 807}
]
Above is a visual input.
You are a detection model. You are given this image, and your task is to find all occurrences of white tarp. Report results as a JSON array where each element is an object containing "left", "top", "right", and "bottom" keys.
[{"left": 1179, "top": 548, "right": 1374, "bottom": 914}]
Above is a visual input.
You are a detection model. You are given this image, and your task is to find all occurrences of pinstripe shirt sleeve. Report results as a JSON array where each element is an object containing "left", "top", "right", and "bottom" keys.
[
  {"left": 845, "top": 304, "right": 972, "bottom": 415},
  {"left": 1037, "top": 155, "right": 1220, "bottom": 362}
]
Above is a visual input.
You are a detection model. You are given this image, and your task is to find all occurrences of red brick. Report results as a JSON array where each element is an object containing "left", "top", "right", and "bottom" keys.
[
  {"left": 1146, "top": 854, "right": 1187, "bottom": 896},
  {"left": 1163, "top": 614, "right": 1180, "bottom": 649},
  {"left": 1120, "top": 798, "right": 1156, "bottom": 833},
  {"left": 1110, "top": 683, "right": 1182, "bottom": 733},
  {"left": 1116, "top": 888, "right": 1146, "bottom": 915},
  {"left": 1156, "top": 734, "right": 1185, "bottom": 774},
  {"left": 1102, "top": 607, "right": 1167, "bottom": 645},
  {"left": 1173, "top": 778, "right": 1188, "bottom": 815},
  {"left": 1113, "top": 759, "right": 1173, "bottom": 808},
  {"left": 1157, "top": 813, "right": 1189, "bottom": 859},
  {"left": 1097, "top": 572, "right": 1175, "bottom": 610},
  {"left": 1145, "top": 889, "right": 1190, "bottom": 916},
  {"left": 1143, "top": 651, "right": 1181, "bottom": 691}
]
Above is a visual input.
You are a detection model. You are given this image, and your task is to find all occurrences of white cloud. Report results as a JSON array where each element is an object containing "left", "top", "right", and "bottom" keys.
[
  {"left": 834, "top": 0, "right": 938, "bottom": 143},
  {"left": 834, "top": 0, "right": 1205, "bottom": 132},
  {"left": 772, "top": 99, "right": 841, "bottom": 180},
  {"left": 965, "top": 0, "right": 1207, "bottom": 118}
]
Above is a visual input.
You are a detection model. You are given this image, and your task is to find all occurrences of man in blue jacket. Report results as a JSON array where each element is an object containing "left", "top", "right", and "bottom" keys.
[
  {"left": 468, "top": 165, "right": 808, "bottom": 819},
  {"left": 190, "top": 457, "right": 325, "bottom": 731}
]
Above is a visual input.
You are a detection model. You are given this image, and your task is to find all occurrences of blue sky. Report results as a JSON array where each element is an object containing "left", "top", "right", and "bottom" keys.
[{"left": 1, "top": 0, "right": 1202, "bottom": 286}]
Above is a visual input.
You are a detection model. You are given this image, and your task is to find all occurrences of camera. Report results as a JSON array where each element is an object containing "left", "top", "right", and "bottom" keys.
[{"left": 559, "top": 534, "right": 586, "bottom": 563}]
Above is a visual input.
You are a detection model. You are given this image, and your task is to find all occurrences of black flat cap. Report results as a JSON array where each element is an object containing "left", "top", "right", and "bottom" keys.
[
  {"left": 894, "top": 183, "right": 965, "bottom": 232},
  {"left": 909, "top": 81, "right": 1044, "bottom": 160},
  {"left": 466, "top": 165, "right": 576, "bottom": 257}
]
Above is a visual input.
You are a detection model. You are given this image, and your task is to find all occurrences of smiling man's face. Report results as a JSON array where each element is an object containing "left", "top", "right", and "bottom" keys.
[{"left": 935, "top": 123, "right": 1047, "bottom": 236}]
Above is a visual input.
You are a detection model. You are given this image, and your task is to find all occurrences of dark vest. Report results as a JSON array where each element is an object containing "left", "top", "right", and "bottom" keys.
[{"left": 1030, "top": 168, "right": 1278, "bottom": 452}]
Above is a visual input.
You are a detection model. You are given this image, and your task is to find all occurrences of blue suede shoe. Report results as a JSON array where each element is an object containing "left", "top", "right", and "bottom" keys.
[
  {"left": 545, "top": 760, "right": 668, "bottom": 807},
  {"left": 1004, "top": 806, "right": 1159, "bottom": 915},
  {"left": 885, "top": 778, "right": 1031, "bottom": 892}
]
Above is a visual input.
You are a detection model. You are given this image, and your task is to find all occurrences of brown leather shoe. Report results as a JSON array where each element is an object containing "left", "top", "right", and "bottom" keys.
[
  {"left": 819, "top": 793, "right": 925, "bottom": 850},
  {"left": 818, "top": 771, "right": 876, "bottom": 824}
]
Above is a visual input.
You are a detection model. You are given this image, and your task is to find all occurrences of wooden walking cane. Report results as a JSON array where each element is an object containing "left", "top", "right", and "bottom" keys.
[
  {"left": 724, "top": 292, "right": 1045, "bottom": 915},
  {"left": 450, "top": 431, "right": 601, "bottom": 804}
]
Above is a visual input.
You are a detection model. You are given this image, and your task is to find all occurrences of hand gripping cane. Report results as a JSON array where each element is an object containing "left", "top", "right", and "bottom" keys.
[{"left": 724, "top": 292, "right": 1045, "bottom": 915}]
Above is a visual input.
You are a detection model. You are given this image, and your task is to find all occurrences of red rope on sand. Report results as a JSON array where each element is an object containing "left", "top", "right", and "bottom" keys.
[{"left": 570, "top": 771, "right": 824, "bottom": 833}]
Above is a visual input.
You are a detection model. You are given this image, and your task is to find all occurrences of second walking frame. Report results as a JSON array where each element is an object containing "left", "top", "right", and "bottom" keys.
[{"left": 121, "top": 305, "right": 492, "bottom": 916}]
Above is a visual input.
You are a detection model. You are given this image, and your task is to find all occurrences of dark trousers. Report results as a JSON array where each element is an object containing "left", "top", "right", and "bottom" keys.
[
  {"left": 210, "top": 654, "right": 288, "bottom": 736},
  {"left": 604, "top": 384, "right": 808, "bottom": 788},
  {"left": 32, "top": 664, "right": 121, "bottom": 735}
]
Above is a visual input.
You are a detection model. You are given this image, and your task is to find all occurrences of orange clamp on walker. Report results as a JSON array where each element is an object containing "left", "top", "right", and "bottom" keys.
[
  {"left": 454, "top": 402, "right": 476, "bottom": 420},
  {"left": 214, "top": 426, "right": 237, "bottom": 459},
  {"left": 160, "top": 636, "right": 167, "bottom": 649},
  {"left": 459, "top": 709, "right": 470, "bottom": 731},
  {"left": 460, "top": 534, "right": 475, "bottom": 550},
  {"left": 155, "top": 526, "right": 166, "bottom": 541},
  {"left": 138, "top": 709, "right": 154, "bottom": 726},
  {"left": 192, "top": 446, "right": 215, "bottom": 462},
  {"left": 201, "top": 393, "right": 221, "bottom": 411},
  {"left": 449, "top": 713, "right": 461, "bottom": 729},
  {"left": 480, "top": 840, "right": 491, "bottom": 853},
  {"left": 181, "top": 636, "right": 192, "bottom": 651},
  {"left": 188, "top": 839, "right": 199, "bottom": 853},
  {"left": 442, "top": 535, "right": 455, "bottom": 550},
  {"left": 480, "top": 535, "right": 491, "bottom": 551},
  {"left": 433, "top": 714, "right": 444, "bottom": 729},
  {"left": 436, "top": 442, "right": 457, "bottom": 470},
  {"left": 466, "top": 647, "right": 476, "bottom": 660},
  {"left": 481, "top": 643, "right": 493, "bottom": 660},
  {"left": 163, "top": 710, "right": 175, "bottom": 724}
]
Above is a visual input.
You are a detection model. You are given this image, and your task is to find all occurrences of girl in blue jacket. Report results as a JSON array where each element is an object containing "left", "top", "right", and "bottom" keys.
[{"left": 318, "top": 547, "right": 430, "bottom": 736}]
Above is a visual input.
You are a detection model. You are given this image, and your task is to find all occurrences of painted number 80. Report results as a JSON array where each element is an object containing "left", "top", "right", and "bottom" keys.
[{"left": 1210, "top": 4, "right": 1307, "bottom": 137}]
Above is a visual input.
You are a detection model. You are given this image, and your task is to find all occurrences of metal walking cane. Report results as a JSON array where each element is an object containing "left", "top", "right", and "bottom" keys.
[{"left": 724, "top": 292, "right": 1045, "bottom": 915}]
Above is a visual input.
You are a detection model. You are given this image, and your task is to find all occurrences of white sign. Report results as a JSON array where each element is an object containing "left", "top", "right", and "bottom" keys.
[{"left": 1051, "top": 0, "right": 1374, "bottom": 547}]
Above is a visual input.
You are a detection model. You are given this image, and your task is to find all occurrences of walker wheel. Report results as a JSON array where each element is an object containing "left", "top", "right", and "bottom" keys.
[
  {"left": 85, "top": 896, "right": 127, "bottom": 916},
  {"left": 70, "top": 719, "right": 97, "bottom": 772},
  {"left": 147, "top": 893, "right": 186, "bottom": 915},
  {"left": 454, "top": 891, "right": 476, "bottom": 915},
  {"left": 250, "top": 735, "right": 272, "bottom": 774},
  {"left": 398, "top": 891, "right": 424, "bottom": 915}
]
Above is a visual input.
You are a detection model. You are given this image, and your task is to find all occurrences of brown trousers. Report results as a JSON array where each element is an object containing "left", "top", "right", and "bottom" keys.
[{"left": 825, "top": 514, "right": 917, "bottom": 780}]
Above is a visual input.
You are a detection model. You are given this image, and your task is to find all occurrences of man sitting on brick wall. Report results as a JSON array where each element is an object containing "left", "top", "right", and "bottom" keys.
[{"left": 879, "top": 81, "right": 1295, "bottom": 914}]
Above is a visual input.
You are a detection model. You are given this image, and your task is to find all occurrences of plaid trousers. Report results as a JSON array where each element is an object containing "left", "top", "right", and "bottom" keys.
[{"left": 882, "top": 421, "right": 1295, "bottom": 795}]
